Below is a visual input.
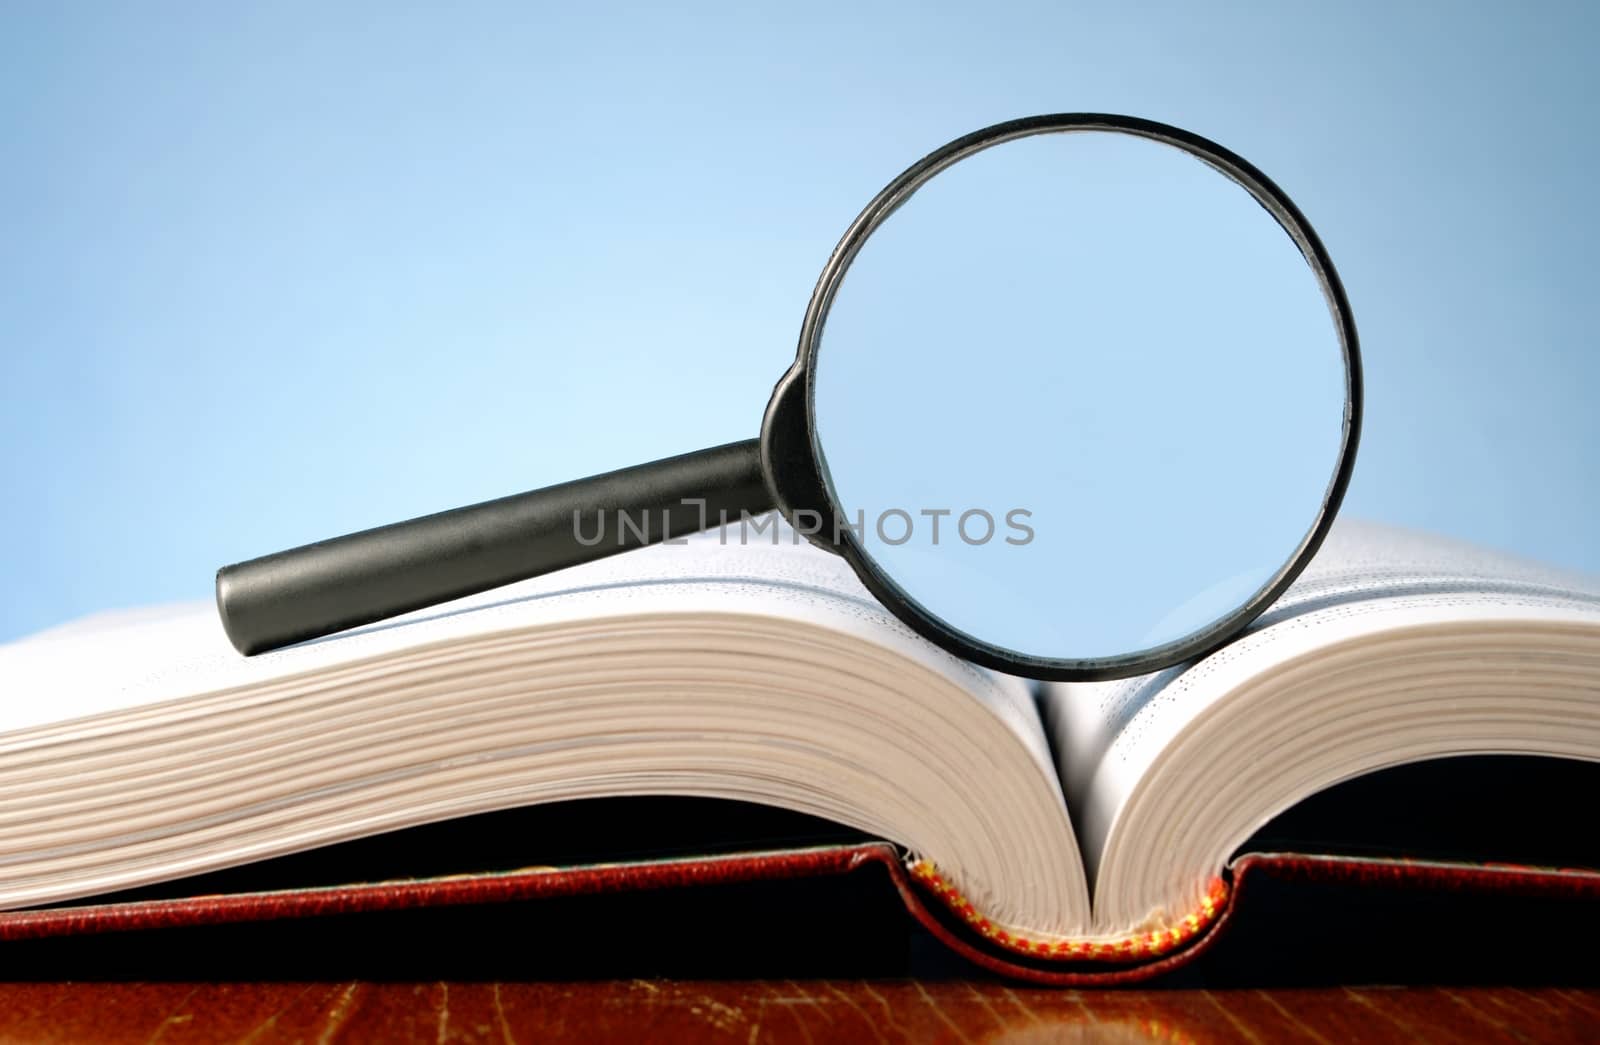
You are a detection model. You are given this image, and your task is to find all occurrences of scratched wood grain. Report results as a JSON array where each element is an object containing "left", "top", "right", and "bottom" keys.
[{"left": 0, "top": 983, "right": 1595, "bottom": 1043}]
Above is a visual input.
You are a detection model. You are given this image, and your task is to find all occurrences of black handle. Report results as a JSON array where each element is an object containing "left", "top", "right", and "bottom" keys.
[{"left": 216, "top": 439, "right": 771, "bottom": 655}]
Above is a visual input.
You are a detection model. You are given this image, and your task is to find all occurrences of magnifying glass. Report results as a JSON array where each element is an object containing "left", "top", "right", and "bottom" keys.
[{"left": 216, "top": 113, "right": 1361, "bottom": 681}]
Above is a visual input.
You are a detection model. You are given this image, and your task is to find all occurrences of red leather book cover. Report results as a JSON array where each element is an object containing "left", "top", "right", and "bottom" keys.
[{"left": 4, "top": 845, "right": 1598, "bottom": 983}]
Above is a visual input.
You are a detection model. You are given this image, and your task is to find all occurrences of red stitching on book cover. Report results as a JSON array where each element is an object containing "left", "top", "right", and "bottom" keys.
[{"left": 908, "top": 860, "right": 1228, "bottom": 962}]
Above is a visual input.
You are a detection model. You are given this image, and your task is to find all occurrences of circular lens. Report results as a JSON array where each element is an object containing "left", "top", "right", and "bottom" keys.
[{"left": 807, "top": 120, "right": 1356, "bottom": 677}]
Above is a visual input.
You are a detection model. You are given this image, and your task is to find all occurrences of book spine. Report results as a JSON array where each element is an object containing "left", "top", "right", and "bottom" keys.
[{"left": 908, "top": 861, "right": 1228, "bottom": 962}]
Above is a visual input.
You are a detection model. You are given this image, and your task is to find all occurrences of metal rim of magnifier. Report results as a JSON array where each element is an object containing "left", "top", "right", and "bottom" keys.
[{"left": 782, "top": 112, "right": 1364, "bottom": 682}]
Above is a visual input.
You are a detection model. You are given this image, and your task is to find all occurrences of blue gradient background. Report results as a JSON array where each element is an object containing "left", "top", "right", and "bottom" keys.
[{"left": 2, "top": 2, "right": 1596, "bottom": 643}]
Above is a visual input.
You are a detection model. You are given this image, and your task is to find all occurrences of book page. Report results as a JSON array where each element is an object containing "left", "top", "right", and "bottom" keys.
[
  {"left": 1040, "top": 520, "right": 1600, "bottom": 877},
  {"left": 0, "top": 518, "right": 1053, "bottom": 780}
]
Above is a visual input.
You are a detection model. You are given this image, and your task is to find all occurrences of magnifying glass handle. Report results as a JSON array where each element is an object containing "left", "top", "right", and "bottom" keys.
[{"left": 216, "top": 439, "right": 770, "bottom": 656}]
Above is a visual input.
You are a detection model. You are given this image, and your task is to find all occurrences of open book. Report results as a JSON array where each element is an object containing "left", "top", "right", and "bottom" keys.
[{"left": 2, "top": 518, "right": 1598, "bottom": 971}]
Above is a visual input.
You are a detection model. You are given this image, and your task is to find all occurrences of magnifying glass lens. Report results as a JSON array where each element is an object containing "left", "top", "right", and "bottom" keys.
[{"left": 810, "top": 129, "right": 1350, "bottom": 672}]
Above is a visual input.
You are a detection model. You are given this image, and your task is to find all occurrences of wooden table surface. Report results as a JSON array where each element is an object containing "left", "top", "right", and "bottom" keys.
[{"left": 0, "top": 982, "right": 1595, "bottom": 1043}]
